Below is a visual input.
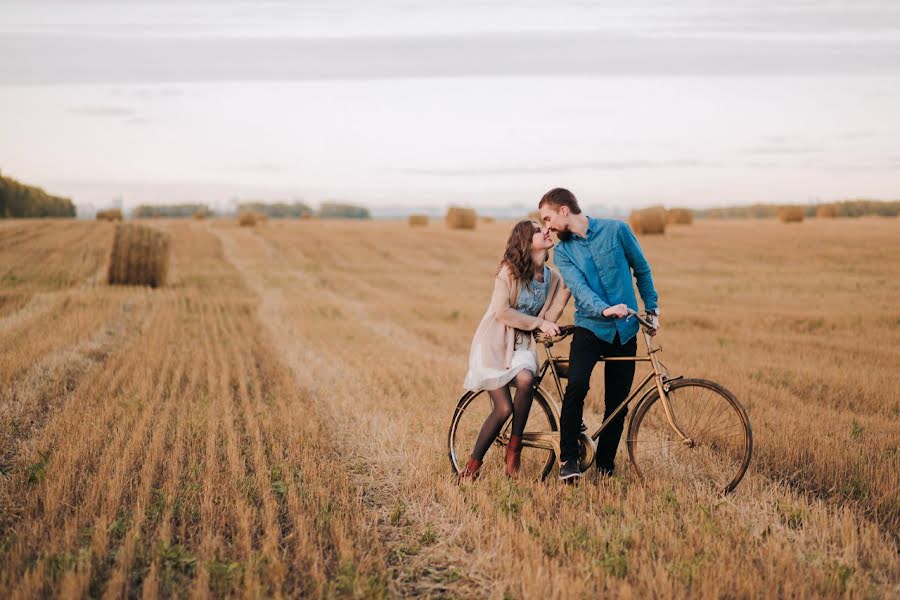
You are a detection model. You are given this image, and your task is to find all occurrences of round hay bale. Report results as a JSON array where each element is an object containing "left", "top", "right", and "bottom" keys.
[
  {"left": 666, "top": 208, "right": 693, "bottom": 225},
  {"left": 628, "top": 206, "right": 666, "bottom": 235},
  {"left": 480, "top": 216, "right": 495, "bottom": 224},
  {"left": 238, "top": 211, "right": 259, "bottom": 226},
  {"left": 527, "top": 210, "right": 542, "bottom": 221},
  {"left": 106, "top": 223, "right": 170, "bottom": 288},
  {"left": 446, "top": 207, "right": 477, "bottom": 230},
  {"left": 778, "top": 206, "right": 805, "bottom": 223},
  {"left": 192, "top": 210, "right": 207, "bottom": 220},
  {"left": 408, "top": 214, "right": 429, "bottom": 226},
  {"left": 96, "top": 208, "right": 123, "bottom": 222},
  {"left": 816, "top": 204, "right": 838, "bottom": 218}
]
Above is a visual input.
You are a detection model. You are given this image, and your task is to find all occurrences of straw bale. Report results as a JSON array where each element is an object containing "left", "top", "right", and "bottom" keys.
[
  {"left": 106, "top": 223, "right": 170, "bottom": 287},
  {"left": 408, "top": 214, "right": 429, "bottom": 226},
  {"left": 628, "top": 206, "right": 667, "bottom": 234},
  {"left": 666, "top": 208, "right": 694, "bottom": 225},
  {"left": 446, "top": 207, "right": 477, "bottom": 229},
  {"left": 778, "top": 206, "right": 805, "bottom": 223},
  {"left": 238, "top": 211, "right": 260, "bottom": 226},
  {"left": 816, "top": 204, "right": 838, "bottom": 218},
  {"left": 96, "top": 208, "right": 123, "bottom": 222}
]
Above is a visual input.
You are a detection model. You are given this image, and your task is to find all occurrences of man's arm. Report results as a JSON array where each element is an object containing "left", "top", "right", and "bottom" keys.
[
  {"left": 619, "top": 222, "right": 658, "bottom": 312},
  {"left": 553, "top": 246, "right": 611, "bottom": 318}
]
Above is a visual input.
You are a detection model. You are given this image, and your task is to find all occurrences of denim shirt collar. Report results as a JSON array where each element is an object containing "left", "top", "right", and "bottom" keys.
[{"left": 575, "top": 216, "right": 597, "bottom": 240}]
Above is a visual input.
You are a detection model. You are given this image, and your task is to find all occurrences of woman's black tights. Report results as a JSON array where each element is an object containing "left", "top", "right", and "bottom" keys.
[{"left": 470, "top": 370, "right": 535, "bottom": 462}]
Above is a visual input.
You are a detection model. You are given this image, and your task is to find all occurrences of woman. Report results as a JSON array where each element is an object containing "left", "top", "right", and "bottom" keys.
[{"left": 460, "top": 220, "right": 571, "bottom": 479}]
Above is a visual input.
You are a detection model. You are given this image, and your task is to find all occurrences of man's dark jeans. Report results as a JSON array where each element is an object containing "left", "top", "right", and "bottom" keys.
[{"left": 559, "top": 327, "right": 637, "bottom": 469}]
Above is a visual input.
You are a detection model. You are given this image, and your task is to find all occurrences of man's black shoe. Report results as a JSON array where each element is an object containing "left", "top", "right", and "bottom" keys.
[{"left": 559, "top": 459, "right": 582, "bottom": 482}]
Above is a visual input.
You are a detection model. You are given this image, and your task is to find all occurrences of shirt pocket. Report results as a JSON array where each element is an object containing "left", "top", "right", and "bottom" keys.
[{"left": 596, "top": 244, "right": 622, "bottom": 273}]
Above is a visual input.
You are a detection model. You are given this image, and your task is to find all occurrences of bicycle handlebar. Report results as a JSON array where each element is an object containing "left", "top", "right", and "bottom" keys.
[
  {"left": 533, "top": 324, "right": 575, "bottom": 344},
  {"left": 626, "top": 308, "right": 657, "bottom": 330},
  {"left": 533, "top": 310, "right": 656, "bottom": 345}
]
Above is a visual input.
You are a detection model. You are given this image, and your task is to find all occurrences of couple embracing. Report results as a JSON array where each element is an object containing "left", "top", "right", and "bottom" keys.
[{"left": 459, "top": 188, "right": 660, "bottom": 482}]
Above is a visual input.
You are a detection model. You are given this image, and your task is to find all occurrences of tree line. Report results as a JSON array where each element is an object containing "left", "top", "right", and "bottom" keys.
[
  {"left": 695, "top": 200, "right": 900, "bottom": 219},
  {"left": 0, "top": 171, "right": 76, "bottom": 218}
]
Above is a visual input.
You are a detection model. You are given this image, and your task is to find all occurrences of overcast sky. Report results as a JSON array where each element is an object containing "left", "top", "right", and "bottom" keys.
[{"left": 0, "top": 1, "right": 898, "bottom": 214}]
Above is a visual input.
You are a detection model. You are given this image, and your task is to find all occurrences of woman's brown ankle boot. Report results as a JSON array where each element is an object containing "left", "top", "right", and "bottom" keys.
[
  {"left": 458, "top": 458, "right": 483, "bottom": 482},
  {"left": 505, "top": 435, "right": 523, "bottom": 477}
]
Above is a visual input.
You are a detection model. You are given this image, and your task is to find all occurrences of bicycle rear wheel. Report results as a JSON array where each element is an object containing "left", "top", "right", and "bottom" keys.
[
  {"left": 448, "top": 386, "right": 558, "bottom": 480},
  {"left": 626, "top": 378, "right": 752, "bottom": 494}
]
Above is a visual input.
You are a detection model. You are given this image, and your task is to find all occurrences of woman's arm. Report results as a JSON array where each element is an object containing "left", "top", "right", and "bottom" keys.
[
  {"left": 543, "top": 275, "right": 571, "bottom": 323},
  {"left": 489, "top": 270, "right": 544, "bottom": 331}
]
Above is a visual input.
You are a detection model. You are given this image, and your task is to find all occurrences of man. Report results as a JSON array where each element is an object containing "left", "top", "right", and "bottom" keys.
[{"left": 538, "top": 188, "right": 660, "bottom": 482}]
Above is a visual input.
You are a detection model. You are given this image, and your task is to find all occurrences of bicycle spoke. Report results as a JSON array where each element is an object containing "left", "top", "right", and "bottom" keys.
[
  {"left": 629, "top": 381, "right": 750, "bottom": 493},
  {"left": 449, "top": 389, "right": 558, "bottom": 480}
]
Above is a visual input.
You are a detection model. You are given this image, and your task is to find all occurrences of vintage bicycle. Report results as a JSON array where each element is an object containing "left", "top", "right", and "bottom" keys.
[{"left": 448, "top": 310, "right": 753, "bottom": 493}]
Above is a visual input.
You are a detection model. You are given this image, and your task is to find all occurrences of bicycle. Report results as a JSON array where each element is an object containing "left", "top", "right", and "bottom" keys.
[{"left": 448, "top": 310, "right": 753, "bottom": 493}]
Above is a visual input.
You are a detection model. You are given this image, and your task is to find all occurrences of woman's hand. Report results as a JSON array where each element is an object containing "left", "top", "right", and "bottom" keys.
[
  {"left": 602, "top": 304, "right": 630, "bottom": 318},
  {"left": 539, "top": 320, "right": 561, "bottom": 336}
]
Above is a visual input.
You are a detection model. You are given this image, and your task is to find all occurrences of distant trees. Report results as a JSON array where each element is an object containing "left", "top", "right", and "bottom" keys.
[
  {"left": 132, "top": 204, "right": 212, "bottom": 218},
  {"left": 236, "top": 201, "right": 313, "bottom": 219},
  {"left": 318, "top": 201, "right": 370, "bottom": 219},
  {"left": 0, "top": 171, "right": 76, "bottom": 218},
  {"left": 695, "top": 200, "right": 899, "bottom": 219}
]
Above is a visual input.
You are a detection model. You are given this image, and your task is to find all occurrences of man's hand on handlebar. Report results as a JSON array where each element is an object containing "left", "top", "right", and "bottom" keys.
[
  {"left": 604, "top": 305, "right": 662, "bottom": 336},
  {"left": 644, "top": 312, "right": 660, "bottom": 336},
  {"left": 601, "top": 304, "right": 630, "bottom": 319},
  {"left": 538, "top": 320, "right": 561, "bottom": 337}
]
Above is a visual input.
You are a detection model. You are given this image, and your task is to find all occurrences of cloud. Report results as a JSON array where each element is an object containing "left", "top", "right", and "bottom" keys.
[
  {"left": 745, "top": 145, "right": 820, "bottom": 156},
  {"left": 68, "top": 105, "right": 136, "bottom": 117},
  {"left": 400, "top": 159, "right": 719, "bottom": 177},
  {"left": 226, "top": 162, "right": 285, "bottom": 174},
  {"left": 837, "top": 130, "right": 874, "bottom": 141},
  {"left": 4, "top": 30, "right": 900, "bottom": 85}
]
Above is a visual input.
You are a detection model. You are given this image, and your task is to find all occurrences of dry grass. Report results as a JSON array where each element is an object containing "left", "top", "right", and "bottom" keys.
[
  {"left": 667, "top": 208, "right": 694, "bottom": 225},
  {"left": 408, "top": 214, "right": 429, "bottom": 227},
  {"left": 817, "top": 204, "right": 839, "bottom": 218},
  {"left": 446, "top": 207, "right": 477, "bottom": 229},
  {"left": 96, "top": 208, "right": 123, "bottom": 222},
  {"left": 106, "top": 223, "right": 171, "bottom": 288},
  {"left": 779, "top": 206, "right": 806, "bottom": 223},
  {"left": 0, "top": 217, "right": 898, "bottom": 598},
  {"left": 629, "top": 206, "right": 667, "bottom": 234}
]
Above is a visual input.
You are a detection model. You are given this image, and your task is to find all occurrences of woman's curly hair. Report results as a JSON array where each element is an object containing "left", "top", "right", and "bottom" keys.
[{"left": 498, "top": 219, "right": 542, "bottom": 289}]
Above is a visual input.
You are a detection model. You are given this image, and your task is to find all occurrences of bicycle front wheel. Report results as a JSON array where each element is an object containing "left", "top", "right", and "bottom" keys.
[
  {"left": 626, "top": 378, "right": 752, "bottom": 494},
  {"left": 448, "top": 386, "right": 558, "bottom": 480}
]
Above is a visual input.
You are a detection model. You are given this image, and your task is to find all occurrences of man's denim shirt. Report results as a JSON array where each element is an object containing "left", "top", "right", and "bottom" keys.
[{"left": 553, "top": 217, "right": 659, "bottom": 344}]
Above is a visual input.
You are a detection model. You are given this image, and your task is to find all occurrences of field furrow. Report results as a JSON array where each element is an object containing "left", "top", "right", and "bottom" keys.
[{"left": 1, "top": 217, "right": 897, "bottom": 598}]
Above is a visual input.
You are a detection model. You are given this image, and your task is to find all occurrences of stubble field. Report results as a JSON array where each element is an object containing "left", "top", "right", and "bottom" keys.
[{"left": 0, "top": 216, "right": 898, "bottom": 598}]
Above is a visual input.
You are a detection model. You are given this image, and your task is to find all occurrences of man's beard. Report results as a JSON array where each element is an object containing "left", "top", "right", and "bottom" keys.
[{"left": 555, "top": 229, "right": 572, "bottom": 242}]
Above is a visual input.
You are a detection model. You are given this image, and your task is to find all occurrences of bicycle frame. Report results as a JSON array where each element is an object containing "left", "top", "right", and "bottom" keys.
[{"left": 522, "top": 317, "right": 695, "bottom": 458}]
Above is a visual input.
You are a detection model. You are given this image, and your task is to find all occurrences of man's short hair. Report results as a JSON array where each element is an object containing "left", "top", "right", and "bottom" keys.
[{"left": 539, "top": 188, "right": 582, "bottom": 214}]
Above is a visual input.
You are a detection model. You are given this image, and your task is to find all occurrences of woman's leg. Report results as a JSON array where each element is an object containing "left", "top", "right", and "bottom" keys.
[
  {"left": 470, "top": 386, "right": 514, "bottom": 461},
  {"left": 510, "top": 369, "right": 535, "bottom": 437}
]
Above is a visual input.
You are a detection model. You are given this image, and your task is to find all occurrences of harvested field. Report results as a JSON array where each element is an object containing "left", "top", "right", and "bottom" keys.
[{"left": 0, "top": 217, "right": 898, "bottom": 598}]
